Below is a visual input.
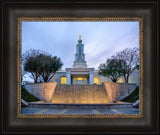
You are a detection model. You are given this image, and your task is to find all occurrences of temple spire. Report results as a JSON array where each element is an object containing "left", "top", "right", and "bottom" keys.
[
  {"left": 73, "top": 35, "right": 87, "bottom": 68},
  {"left": 79, "top": 34, "right": 81, "bottom": 40}
]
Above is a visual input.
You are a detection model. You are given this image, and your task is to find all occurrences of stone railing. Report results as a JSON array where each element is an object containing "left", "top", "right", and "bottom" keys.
[
  {"left": 103, "top": 82, "right": 137, "bottom": 102},
  {"left": 25, "top": 82, "right": 57, "bottom": 102}
]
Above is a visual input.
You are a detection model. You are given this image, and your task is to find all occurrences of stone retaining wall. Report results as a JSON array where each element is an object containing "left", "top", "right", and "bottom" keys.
[
  {"left": 25, "top": 82, "right": 57, "bottom": 102},
  {"left": 25, "top": 82, "right": 136, "bottom": 103},
  {"left": 103, "top": 82, "right": 137, "bottom": 102}
]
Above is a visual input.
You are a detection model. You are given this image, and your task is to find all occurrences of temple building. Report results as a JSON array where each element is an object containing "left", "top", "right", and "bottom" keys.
[{"left": 50, "top": 35, "right": 139, "bottom": 85}]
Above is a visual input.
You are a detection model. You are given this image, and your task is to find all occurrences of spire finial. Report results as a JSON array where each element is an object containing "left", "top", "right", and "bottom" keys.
[{"left": 79, "top": 34, "right": 81, "bottom": 40}]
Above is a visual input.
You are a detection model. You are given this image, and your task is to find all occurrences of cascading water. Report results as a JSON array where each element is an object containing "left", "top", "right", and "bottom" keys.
[{"left": 50, "top": 84, "right": 111, "bottom": 104}]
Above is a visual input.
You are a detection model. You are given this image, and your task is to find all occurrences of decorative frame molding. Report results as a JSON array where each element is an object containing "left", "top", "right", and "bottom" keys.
[
  {"left": 2, "top": 2, "right": 158, "bottom": 133},
  {"left": 17, "top": 17, "right": 143, "bottom": 119}
]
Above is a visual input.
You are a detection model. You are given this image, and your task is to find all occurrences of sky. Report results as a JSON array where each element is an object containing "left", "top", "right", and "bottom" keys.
[{"left": 22, "top": 21, "right": 139, "bottom": 82}]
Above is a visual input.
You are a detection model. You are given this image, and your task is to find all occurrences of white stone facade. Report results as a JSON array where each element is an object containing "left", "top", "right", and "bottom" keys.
[
  {"left": 49, "top": 36, "right": 139, "bottom": 85},
  {"left": 50, "top": 69, "right": 139, "bottom": 85}
]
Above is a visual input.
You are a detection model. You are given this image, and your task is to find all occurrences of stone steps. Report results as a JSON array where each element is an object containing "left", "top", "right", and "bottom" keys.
[
  {"left": 50, "top": 84, "right": 111, "bottom": 104},
  {"left": 28, "top": 102, "right": 133, "bottom": 109}
]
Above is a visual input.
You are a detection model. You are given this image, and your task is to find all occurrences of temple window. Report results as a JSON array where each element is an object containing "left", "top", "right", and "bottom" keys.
[
  {"left": 94, "top": 77, "right": 99, "bottom": 84},
  {"left": 61, "top": 77, "right": 66, "bottom": 84},
  {"left": 118, "top": 77, "right": 124, "bottom": 83}
]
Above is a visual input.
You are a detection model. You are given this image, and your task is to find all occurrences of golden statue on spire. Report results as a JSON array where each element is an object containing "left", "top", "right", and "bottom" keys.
[{"left": 79, "top": 34, "right": 81, "bottom": 40}]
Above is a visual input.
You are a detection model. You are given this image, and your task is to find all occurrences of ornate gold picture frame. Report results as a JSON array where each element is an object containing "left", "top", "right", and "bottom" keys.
[{"left": 17, "top": 17, "right": 144, "bottom": 119}]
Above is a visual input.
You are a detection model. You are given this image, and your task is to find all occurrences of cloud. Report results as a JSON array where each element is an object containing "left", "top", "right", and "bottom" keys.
[{"left": 22, "top": 21, "right": 139, "bottom": 81}]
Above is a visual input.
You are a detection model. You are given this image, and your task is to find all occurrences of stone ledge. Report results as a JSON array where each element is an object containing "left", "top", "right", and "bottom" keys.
[
  {"left": 103, "top": 82, "right": 136, "bottom": 85},
  {"left": 28, "top": 102, "right": 133, "bottom": 109},
  {"left": 26, "top": 82, "right": 57, "bottom": 85}
]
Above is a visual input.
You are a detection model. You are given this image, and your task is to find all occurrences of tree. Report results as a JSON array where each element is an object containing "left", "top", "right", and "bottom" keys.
[
  {"left": 39, "top": 54, "right": 63, "bottom": 82},
  {"left": 21, "top": 54, "right": 27, "bottom": 82},
  {"left": 23, "top": 49, "right": 63, "bottom": 83},
  {"left": 98, "top": 58, "right": 124, "bottom": 82},
  {"left": 23, "top": 49, "right": 43, "bottom": 83},
  {"left": 113, "top": 47, "right": 139, "bottom": 83}
]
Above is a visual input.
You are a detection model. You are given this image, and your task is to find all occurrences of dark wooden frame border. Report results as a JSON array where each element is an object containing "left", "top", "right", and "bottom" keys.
[{"left": 2, "top": 1, "right": 158, "bottom": 134}]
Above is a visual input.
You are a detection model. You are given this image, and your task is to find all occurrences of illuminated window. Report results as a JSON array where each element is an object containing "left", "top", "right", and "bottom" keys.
[
  {"left": 94, "top": 77, "right": 99, "bottom": 84},
  {"left": 73, "top": 77, "right": 87, "bottom": 81},
  {"left": 118, "top": 77, "right": 123, "bottom": 83},
  {"left": 61, "top": 77, "right": 66, "bottom": 84},
  {"left": 73, "top": 77, "right": 87, "bottom": 84}
]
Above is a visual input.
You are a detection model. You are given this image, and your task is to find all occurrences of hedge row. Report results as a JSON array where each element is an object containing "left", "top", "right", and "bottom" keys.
[
  {"left": 21, "top": 87, "right": 40, "bottom": 102},
  {"left": 121, "top": 86, "right": 139, "bottom": 103}
]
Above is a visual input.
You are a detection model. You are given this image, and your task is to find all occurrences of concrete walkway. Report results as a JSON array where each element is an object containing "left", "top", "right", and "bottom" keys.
[{"left": 21, "top": 107, "right": 139, "bottom": 114}]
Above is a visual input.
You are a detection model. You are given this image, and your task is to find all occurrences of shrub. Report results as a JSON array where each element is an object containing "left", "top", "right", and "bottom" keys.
[
  {"left": 21, "top": 87, "right": 40, "bottom": 102},
  {"left": 121, "top": 86, "right": 139, "bottom": 103}
]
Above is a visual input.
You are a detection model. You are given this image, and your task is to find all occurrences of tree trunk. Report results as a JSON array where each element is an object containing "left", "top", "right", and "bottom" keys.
[
  {"left": 126, "top": 74, "right": 129, "bottom": 83},
  {"left": 44, "top": 77, "right": 48, "bottom": 82},
  {"left": 34, "top": 74, "right": 39, "bottom": 83},
  {"left": 123, "top": 74, "right": 127, "bottom": 83},
  {"left": 112, "top": 78, "right": 117, "bottom": 82}
]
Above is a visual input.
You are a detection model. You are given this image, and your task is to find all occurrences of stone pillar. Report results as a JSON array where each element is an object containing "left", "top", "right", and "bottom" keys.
[
  {"left": 66, "top": 70, "right": 71, "bottom": 84},
  {"left": 89, "top": 70, "right": 94, "bottom": 84}
]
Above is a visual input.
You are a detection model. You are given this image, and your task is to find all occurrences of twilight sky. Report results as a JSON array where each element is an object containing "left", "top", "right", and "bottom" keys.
[{"left": 22, "top": 21, "right": 139, "bottom": 82}]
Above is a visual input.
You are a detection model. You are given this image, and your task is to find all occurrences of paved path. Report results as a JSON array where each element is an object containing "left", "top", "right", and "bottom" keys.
[{"left": 21, "top": 107, "right": 139, "bottom": 114}]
